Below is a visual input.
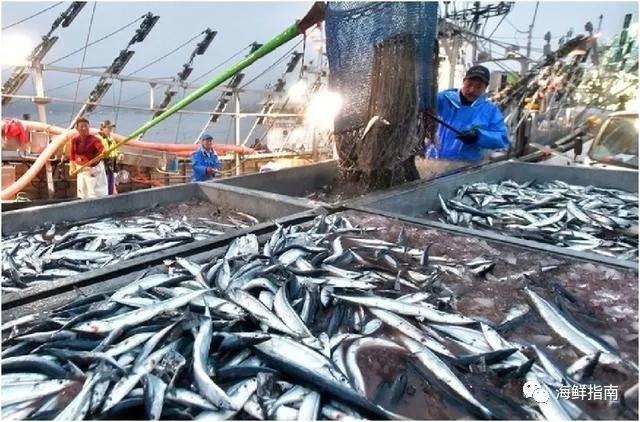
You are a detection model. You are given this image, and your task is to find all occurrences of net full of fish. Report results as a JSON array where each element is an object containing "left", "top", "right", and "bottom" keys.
[
  {"left": 433, "top": 179, "right": 639, "bottom": 261},
  {"left": 1, "top": 215, "right": 637, "bottom": 420},
  {"left": 0, "top": 211, "right": 260, "bottom": 292}
]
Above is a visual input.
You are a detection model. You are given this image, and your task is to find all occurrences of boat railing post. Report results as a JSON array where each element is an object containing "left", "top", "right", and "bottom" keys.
[
  {"left": 149, "top": 82, "right": 156, "bottom": 110},
  {"left": 32, "top": 60, "right": 56, "bottom": 199},
  {"left": 32, "top": 62, "right": 48, "bottom": 124},
  {"left": 234, "top": 90, "right": 241, "bottom": 176}
]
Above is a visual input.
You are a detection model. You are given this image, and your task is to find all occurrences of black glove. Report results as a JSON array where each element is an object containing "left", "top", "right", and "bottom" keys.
[{"left": 457, "top": 129, "right": 479, "bottom": 145}]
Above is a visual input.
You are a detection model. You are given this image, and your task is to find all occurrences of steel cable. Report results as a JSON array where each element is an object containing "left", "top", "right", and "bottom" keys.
[
  {"left": 2, "top": 2, "right": 64, "bottom": 31},
  {"left": 47, "top": 15, "right": 145, "bottom": 65},
  {"left": 191, "top": 43, "right": 254, "bottom": 82},
  {"left": 239, "top": 40, "right": 302, "bottom": 89},
  {"left": 69, "top": 1, "right": 97, "bottom": 123},
  {"left": 125, "top": 31, "right": 206, "bottom": 76}
]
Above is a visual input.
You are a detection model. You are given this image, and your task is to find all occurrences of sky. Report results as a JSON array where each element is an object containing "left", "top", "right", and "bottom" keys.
[
  {"left": 0, "top": 1, "right": 637, "bottom": 139},
  {"left": 1, "top": 1, "right": 315, "bottom": 105},
  {"left": 2, "top": 1, "right": 637, "bottom": 93},
  {"left": 460, "top": 0, "right": 639, "bottom": 72}
]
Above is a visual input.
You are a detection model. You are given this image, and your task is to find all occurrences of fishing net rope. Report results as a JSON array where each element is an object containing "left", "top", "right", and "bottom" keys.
[{"left": 325, "top": 2, "right": 438, "bottom": 190}]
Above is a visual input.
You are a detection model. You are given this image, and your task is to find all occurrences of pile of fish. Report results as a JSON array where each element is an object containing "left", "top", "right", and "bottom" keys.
[
  {"left": 1, "top": 211, "right": 260, "bottom": 291},
  {"left": 434, "top": 180, "right": 638, "bottom": 260},
  {"left": 1, "top": 215, "right": 637, "bottom": 420}
]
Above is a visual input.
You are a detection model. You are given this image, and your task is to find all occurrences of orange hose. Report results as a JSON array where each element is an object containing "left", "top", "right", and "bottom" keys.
[
  {"left": 122, "top": 140, "right": 255, "bottom": 155},
  {"left": 1, "top": 122, "right": 73, "bottom": 200},
  {"left": 0, "top": 119, "right": 254, "bottom": 200},
  {"left": 2, "top": 120, "right": 255, "bottom": 154},
  {"left": 131, "top": 176, "right": 164, "bottom": 187}
]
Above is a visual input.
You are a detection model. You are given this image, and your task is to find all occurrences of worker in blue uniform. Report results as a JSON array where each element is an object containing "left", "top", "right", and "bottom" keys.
[
  {"left": 421, "top": 65, "right": 510, "bottom": 179},
  {"left": 191, "top": 134, "right": 221, "bottom": 182}
]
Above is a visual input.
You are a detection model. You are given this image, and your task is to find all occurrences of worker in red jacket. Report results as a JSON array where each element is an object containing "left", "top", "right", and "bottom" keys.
[
  {"left": 69, "top": 117, "right": 108, "bottom": 199},
  {"left": 2, "top": 119, "right": 29, "bottom": 155}
]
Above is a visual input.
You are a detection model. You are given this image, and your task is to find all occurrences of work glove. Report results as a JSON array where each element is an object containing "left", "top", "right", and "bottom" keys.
[
  {"left": 457, "top": 129, "right": 479, "bottom": 145},
  {"left": 206, "top": 167, "right": 214, "bottom": 175}
]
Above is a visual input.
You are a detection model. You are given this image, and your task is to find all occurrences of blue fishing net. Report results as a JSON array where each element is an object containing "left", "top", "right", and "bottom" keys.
[{"left": 325, "top": 1, "right": 438, "bottom": 132}]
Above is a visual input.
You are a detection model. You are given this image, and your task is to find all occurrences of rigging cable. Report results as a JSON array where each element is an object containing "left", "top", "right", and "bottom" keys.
[
  {"left": 110, "top": 74, "right": 118, "bottom": 123},
  {"left": 119, "top": 89, "right": 152, "bottom": 105},
  {"left": 114, "top": 79, "right": 124, "bottom": 126},
  {"left": 457, "top": 31, "right": 517, "bottom": 70},
  {"left": 192, "top": 41, "right": 302, "bottom": 143},
  {"left": 235, "top": 39, "right": 304, "bottom": 146},
  {"left": 126, "top": 31, "right": 205, "bottom": 76},
  {"left": 47, "top": 15, "right": 145, "bottom": 65},
  {"left": 173, "top": 87, "right": 187, "bottom": 143},
  {"left": 224, "top": 114, "right": 233, "bottom": 144},
  {"left": 487, "top": 12, "right": 508, "bottom": 39},
  {"left": 191, "top": 42, "right": 254, "bottom": 83},
  {"left": 69, "top": 1, "right": 97, "bottom": 123},
  {"left": 47, "top": 75, "right": 98, "bottom": 94},
  {"left": 120, "top": 42, "right": 256, "bottom": 105},
  {"left": 451, "top": 23, "right": 544, "bottom": 56},
  {"left": 2, "top": 2, "right": 64, "bottom": 31},
  {"left": 298, "top": 32, "right": 307, "bottom": 80},
  {"left": 505, "top": 17, "right": 527, "bottom": 34},
  {"left": 239, "top": 40, "right": 302, "bottom": 89}
]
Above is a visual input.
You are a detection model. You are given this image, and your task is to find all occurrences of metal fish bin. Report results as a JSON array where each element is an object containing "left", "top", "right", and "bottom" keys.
[
  {"left": 214, "top": 160, "right": 343, "bottom": 205},
  {"left": 1, "top": 209, "right": 637, "bottom": 420},
  {"left": 1, "top": 182, "right": 317, "bottom": 308},
  {"left": 214, "top": 160, "right": 441, "bottom": 206},
  {"left": 351, "top": 161, "right": 638, "bottom": 269}
]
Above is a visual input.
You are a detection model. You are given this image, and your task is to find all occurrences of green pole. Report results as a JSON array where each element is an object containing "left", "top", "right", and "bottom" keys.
[
  {"left": 129, "top": 23, "right": 299, "bottom": 139},
  {"left": 72, "top": 22, "right": 300, "bottom": 174}
]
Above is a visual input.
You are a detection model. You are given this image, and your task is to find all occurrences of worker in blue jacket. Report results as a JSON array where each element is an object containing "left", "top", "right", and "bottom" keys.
[
  {"left": 191, "top": 134, "right": 221, "bottom": 182},
  {"left": 421, "top": 65, "right": 510, "bottom": 178}
]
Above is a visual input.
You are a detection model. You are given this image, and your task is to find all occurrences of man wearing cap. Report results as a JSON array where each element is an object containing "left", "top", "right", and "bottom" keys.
[
  {"left": 96, "top": 120, "right": 118, "bottom": 195},
  {"left": 69, "top": 117, "right": 108, "bottom": 199},
  {"left": 422, "top": 65, "right": 509, "bottom": 178},
  {"left": 191, "top": 134, "right": 221, "bottom": 182}
]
